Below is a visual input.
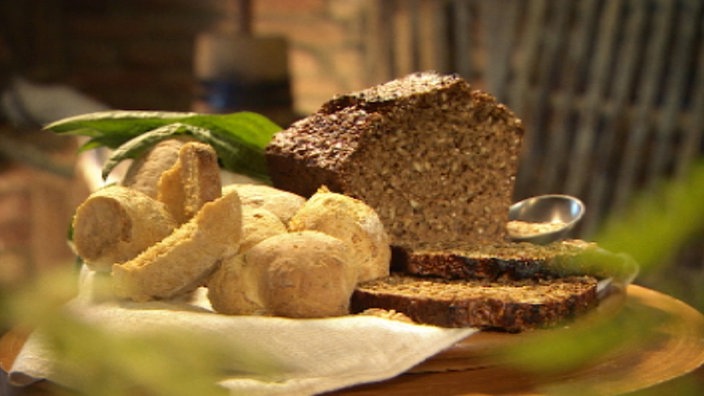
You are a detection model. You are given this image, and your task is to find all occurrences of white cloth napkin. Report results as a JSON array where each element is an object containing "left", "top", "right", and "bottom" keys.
[{"left": 9, "top": 268, "right": 477, "bottom": 395}]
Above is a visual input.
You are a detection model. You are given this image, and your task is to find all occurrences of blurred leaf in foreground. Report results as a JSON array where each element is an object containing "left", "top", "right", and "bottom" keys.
[
  {"left": 7, "top": 267, "right": 280, "bottom": 396},
  {"left": 495, "top": 162, "right": 704, "bottom": 393},
  {"left": 597, "top": 161, "right": 704, "bottom": 273}
]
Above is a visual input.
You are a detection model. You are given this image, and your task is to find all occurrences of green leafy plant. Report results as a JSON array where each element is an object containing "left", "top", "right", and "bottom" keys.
[{"left": 45, "top": 110, "right": 282, "bottom": 183}]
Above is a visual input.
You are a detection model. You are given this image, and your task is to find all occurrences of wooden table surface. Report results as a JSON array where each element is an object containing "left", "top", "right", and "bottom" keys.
[{"left": 2, "top": 285, "right": 703, "bottom": 395}]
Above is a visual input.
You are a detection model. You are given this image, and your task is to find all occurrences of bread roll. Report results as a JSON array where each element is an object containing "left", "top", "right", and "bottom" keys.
[
  {"left": 288, "top": 187, "right": 390, "bottom": 282},
  {"left": 112, "top": 190, "right": 242, "bottom": 302},
  {"left": 245, "top": 231, "right": 357, "bottom": 318},
  {"left": 207, "top": 253, "right": 266, "bottom": 315},
  {"left": 223, "top": 183, "right": 305, "bottom": 225},
  {"left": 239, "top": 207, "right": 287, "bottom": 253},
  {"left": 72, "top": 185, "right": 177, "bottom": 272}
]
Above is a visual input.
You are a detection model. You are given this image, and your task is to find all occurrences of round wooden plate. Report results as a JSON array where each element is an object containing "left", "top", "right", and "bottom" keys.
[
  {"left": 2, "top": 285, "right": 703, "bottom": 395},
  {"left": 335, "top": 285, "right": 704, "bottom": 395}
]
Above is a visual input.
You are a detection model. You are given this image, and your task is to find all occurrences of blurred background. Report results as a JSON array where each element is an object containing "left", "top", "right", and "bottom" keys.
[{"left": 0, "top": 0, "right": 703, "bottom": 312}]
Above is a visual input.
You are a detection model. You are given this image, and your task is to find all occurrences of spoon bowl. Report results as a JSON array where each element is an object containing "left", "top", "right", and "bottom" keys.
[{"left": 507, "top": 194, "right": 585, "bottom": 244}]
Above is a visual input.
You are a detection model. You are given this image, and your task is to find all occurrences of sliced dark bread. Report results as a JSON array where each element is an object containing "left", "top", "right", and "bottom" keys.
[
  {"left": 351, "top": 274, "right": 599, "bottom": 332},
  {"left": 392, "top": 239, "right": 637, "bottom": 282}
]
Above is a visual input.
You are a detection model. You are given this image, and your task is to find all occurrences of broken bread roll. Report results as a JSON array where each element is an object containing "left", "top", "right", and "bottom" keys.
[
  {"left": 223, "top": 183, "right": 305, "bottom": 225},
  {"left": 157, "top": 141, "right": 222, "bottom": 224},
  {"left": 72, "top": 185, "right": 177, "bottom": 272},
  {"left": 121, "top": 138, "right": 189, "bottom": 198},
  {"left": 288, "top": 187, "right": 390, "bottom": 282},
  {"left": 208, "top": 231, "right": 358, "bottom": 318},
  {"left": 112, "top": 190, "right": 242, "bottom": 302}
]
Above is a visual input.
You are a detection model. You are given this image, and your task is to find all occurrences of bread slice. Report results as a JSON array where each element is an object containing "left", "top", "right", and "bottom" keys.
[
  {"left": 351, "top": 274, "right": 599, "bottom": 332},
  {"left": 392, "top": 239, "right": 638, "bottom": 283},
  {"left": 392, "top": 239, "right": 598, "bottom": 281},
  {"left": 265, "top": 71, "right": 524, "bottom": 249}
]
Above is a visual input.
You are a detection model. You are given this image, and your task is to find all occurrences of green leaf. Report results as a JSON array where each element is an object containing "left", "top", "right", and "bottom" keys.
[
  {"left": 186, "top": 124, "right": 272, "bottom": 183},
  {"left": 46, "top": 110, "right": 194, "bottom": 131},
  {"left": 183, "top": 111, "right": 281, "bottom": 148},
  {"left": 595, "top": 161, "right": 704, "bottom": 272},
  {"left": 45, "top": 110, "right": 282, "bottom": 181},
  {"left": 46, "top": 111, "right": 195, "bottom": 147},
  {"left": 101, "top": 123, "right": 193, "bottom": 179}
]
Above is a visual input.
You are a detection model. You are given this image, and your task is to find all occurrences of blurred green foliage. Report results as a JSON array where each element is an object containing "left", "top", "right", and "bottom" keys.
[{"left": 497, "top": 162, "right": 704, "bottom": 394}]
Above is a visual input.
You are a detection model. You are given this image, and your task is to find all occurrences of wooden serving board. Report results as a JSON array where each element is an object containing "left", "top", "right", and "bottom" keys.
[
  {"left": 335, "top": 285, "right": 704, "bottom": 395},
  {"left": 2, "top": 285, "right": 703, "bottom": 395}
]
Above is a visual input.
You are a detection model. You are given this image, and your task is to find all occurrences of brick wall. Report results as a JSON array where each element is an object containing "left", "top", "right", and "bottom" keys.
[
  {"left": 1, "top": 0, "right": 370, "bottom": 122},
  {"left": 0, "top": 0, "right": 372, "bottom": 282}
]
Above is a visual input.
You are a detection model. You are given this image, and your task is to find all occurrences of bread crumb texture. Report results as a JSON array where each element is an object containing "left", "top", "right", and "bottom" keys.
[
  {"left": 266, "top": 71, "right": 524, "bottom": 250},
  {"left": 351, "top": 274, "right": 598, "bottom": 331},
  {"left": 72, "top": 185, "right": 177, "bottom": 272},
  {"left": 112, "top": 190, "right": 242, "bottom": 302}
]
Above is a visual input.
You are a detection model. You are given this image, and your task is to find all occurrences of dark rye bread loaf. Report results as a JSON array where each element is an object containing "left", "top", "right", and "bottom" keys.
[
  {"left": 392, "top": 239, "right": 639, "bottom": 282},
  {"left": 351, "top": 274, "right": 599, "bottom": 332},
  {"left": 265, "top": 72, "right": 524, "bottom": 248}
]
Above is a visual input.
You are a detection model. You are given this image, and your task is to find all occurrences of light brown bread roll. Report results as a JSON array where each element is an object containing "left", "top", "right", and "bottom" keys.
[
  {"left": 239, "top": 207, "right": 288, "bottom": 253},
  {"left": 207, "top": 253, "right": 266, "bottom": 315},
  {"left": 112, "top": 190, "right": 242, "bottom": 302},
  {"left": 222, "top": 183, "right": 305, "bottom": 225},
  {"left": 260, "top": 231, "right": 358, "bottom": 318},
  {"left": 72, "top": 185, "right": 177, "bottom": 272},
  {"left": 288, "top": 187, "right": 391, "bottom": 282}
]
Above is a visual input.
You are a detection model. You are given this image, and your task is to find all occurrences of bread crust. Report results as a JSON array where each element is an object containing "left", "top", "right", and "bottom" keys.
[
  {"left": 246, "top": 231, "right": 358, "bottom": 318},
  {"left": 288, "top": 187, "right": 391, "bottom": 282},
  {"left": 122, "top": 138, "right": 189, "bottom": 198},
  {"left": 266, "top": 72, "right": 524, "bottom": 249},
  {"left": 239, "top": 207, "right": 288, "bottom": 253},
  {"left": 72, "top": 185, "right": 177, "bottom": 272},
  {"left": 112, "top": 190, "right": 242, "bottom": 302},
  {"left": 392, "top": 240, "right": 598, "bottom": 281},
  {"left": 207, "top": 253, "right": 266, "bottom": 315},
  {"left": 351, "top": 274, "right": 599, "bottom": 332}
]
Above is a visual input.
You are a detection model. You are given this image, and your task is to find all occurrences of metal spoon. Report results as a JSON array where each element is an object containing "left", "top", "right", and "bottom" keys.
[{"left": 507, "top": 194, "right": 585, "bottom": 244}]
